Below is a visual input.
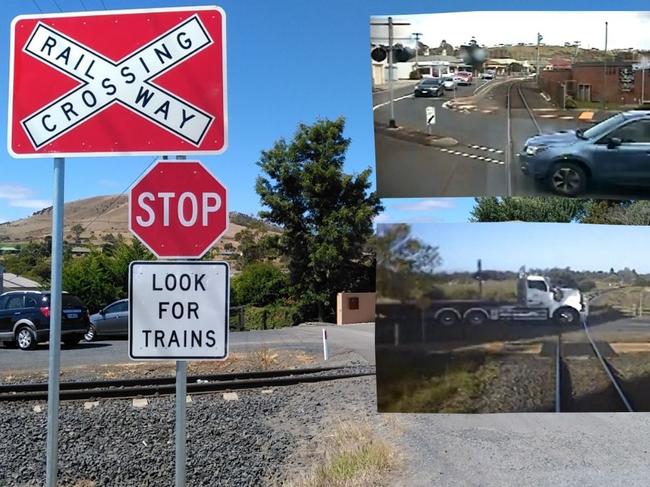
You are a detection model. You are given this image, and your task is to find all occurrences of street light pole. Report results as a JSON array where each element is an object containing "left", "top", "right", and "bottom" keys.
[
  {"left": 536, "top": 33, "right": 542, "bottom": 87},
  {"left": 387, "top": 17, "right": 397, "bottom": 128},
  {"left": 603, "top": 21, "right": 608, "bottom": 110},
  {"left": 412, "top": 32, "right": 422, "bottom": 69}
]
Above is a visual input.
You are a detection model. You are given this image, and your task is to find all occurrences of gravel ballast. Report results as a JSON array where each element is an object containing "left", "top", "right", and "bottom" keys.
[{"left": 0, "top": 368, "right": 376, "bottom": 486}]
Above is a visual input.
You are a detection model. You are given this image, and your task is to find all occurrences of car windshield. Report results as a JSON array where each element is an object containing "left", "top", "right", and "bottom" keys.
[
  {"left": 421, "top": 79, "right": 440, "bottom": 85},
  {"left": 582, "top": 113, "right": 626, "bottom": 140}
]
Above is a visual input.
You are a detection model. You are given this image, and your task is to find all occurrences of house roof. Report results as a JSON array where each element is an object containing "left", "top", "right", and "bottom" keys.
[
  {"left": 417, "top": 54, "right": 462, "bottom": 63},
  {"left": 2, "top": 272, "right": 41, "bottom": 290}
]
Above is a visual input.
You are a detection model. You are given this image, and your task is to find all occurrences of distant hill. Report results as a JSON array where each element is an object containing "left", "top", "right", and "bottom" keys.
[{"left": 0, "top": 195, "right": 276, "bottom": 246}]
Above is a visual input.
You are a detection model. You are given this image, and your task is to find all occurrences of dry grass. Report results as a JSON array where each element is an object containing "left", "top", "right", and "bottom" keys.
[
  {"left": 288, "top": 421, "right": 399, "bottom": 487},
  {"left": 247, "top": 347, "right": 279, "bottom": 370}
]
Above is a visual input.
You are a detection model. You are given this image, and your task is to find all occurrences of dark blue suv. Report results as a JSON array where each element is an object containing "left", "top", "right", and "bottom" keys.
[{"left": 520, "top": 111, "right": 650, "bottom": 196}]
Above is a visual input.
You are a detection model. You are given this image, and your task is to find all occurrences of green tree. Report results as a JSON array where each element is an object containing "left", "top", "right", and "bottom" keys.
[
  {"left": 70, "top": 223, "right": 85, "bottom": 243},
  {"left": 255, "top": 118, "right": 382, "bottom": 320},
  {"left": 234, "top": 227, "right": 281, "bottom": 267},
  {"left": 375, "top": 224, "right": 441, "bottom": 303},
  {"left": 231, "top": 262, "right": 288, "bottom": 307}
]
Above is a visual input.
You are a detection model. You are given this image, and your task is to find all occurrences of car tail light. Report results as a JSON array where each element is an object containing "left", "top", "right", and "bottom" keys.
[{"left": 40, "top": 306, "right": 50, "bottom": 318}]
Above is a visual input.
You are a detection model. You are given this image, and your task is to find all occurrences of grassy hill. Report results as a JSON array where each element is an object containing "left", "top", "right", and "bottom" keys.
[{"left": 0, "top": 195, "right": 273, "bottom": 247}]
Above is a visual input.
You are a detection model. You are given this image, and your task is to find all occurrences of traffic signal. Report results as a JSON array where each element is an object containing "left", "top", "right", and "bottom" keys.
[
  {"left": 370, "top": 45, "right": 415, "bottom": 63},
  {"left": 371, "top": 46, "right": 387, "bottom": 62}
]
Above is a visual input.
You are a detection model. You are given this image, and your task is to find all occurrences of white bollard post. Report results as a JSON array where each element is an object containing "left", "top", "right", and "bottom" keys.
[{"left": 322, "top": 328, "right": 329, "bottom": 361}]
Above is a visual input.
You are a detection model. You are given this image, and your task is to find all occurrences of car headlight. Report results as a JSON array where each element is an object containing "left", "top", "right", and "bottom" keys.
[{"left": 525, "top": 145, "right": 548, "bottom": 156}]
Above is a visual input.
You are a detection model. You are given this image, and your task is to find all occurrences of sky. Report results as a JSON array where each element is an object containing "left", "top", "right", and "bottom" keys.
[
  {"left": 1, "top": 0, "right": 649, "bottom": 227},
  {"left": 403, "top": 222, "right": 650, "bottom": 273},
  {"left": 371, "top": 11, "right": 650, "bottom": 52}
]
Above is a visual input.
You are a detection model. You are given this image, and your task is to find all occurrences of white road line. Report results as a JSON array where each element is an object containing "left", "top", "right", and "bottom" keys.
[
  {"left": 469, "top": 154, "right": 477, "bottom": 158},
  {"left": 372, "top": 93, "right": 415, "bottom": 111}
]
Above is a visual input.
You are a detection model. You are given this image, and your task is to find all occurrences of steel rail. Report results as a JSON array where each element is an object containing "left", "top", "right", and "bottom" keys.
[
  {"left": 516, "top": 83, "right": 542, "bottom": 134},
  {"left": 0, "top": 368, "right": 375, "bottom": 402},
  {"left": 581, "top": 319, "right": 633, "bottom": 412}
]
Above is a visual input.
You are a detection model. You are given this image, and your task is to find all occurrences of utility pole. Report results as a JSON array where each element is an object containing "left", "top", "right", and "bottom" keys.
[
  {"left": 370, "top": 17, "right": 410, "bottom": 129},
  {"left": 536, "top": 33, "right": 543, "bottom": 87},
  {"left": 603, "top": 21, "right": 608, "bottom": 110},
  {"left": 412, "top": 32, "right": 422, "bottom": 69}
]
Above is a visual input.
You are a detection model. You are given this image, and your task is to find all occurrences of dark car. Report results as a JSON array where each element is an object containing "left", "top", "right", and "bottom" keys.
[
  {"left": 414, "top": 78, "right": 444, "bottom": 97},
  {"left": 520, "top": 111, "right": 650, "bottom": 196},
  {"left": 0, "top": 291, "right": 90, "bottom": 350},
  {"left": 85, "top": 299, "right": 128, "bottom": 341}
]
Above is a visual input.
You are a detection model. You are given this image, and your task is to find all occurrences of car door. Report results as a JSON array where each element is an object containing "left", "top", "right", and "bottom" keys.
[
  {"left": 104, "top": 301, "right": 128, "bottom": 335},
  {"left": 0, "top": 295, "right": 12, "bottom": 336},
  {"left": 0, "top": 294, "right": 26, "bottom": 331},
  {"left": 526, "top": 280, "right": 548, "bottom": 307},
  {"left": 591, "top": 119, "right": 650, "bottom": 185}
]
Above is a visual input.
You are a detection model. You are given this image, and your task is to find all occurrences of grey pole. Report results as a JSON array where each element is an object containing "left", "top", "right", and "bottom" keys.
[
  {"left": 642, "top": 68, "right": 646, "bottom": 104},
  {"left": 603, "top": 21, "right": 608, "bottom": 110},
  {"left": 388, "top": 17, "right": 396, "bottom": 128},
  {"left": 176, "top": 359, "right": 187, "bottom": 487},
  {"left": 175, "top": 152, "right": 188, "bottom": 487},
  {"left": 536, "top": 33, "right": 541, "bottom": 87},
  {"left": 46, "top": 157, "right": 65, "bottom": 487}
]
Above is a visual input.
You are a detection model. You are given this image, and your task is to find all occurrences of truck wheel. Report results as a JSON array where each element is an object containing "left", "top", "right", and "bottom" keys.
[
  {"left": 465, "top": 310, "right": 487, "bottom": 326},
  {"left": 437, "top": 310, "right": 459, "bottom": 326},
  {"left": 16, "top": 327, "right": 36, "bottom": 350},
  {"left": 554, "top": 307, "right": 579, "bottom": 326}
]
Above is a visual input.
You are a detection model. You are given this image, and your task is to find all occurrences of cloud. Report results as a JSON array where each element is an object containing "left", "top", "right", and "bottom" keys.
[
  {"left": 394, "top": 199, "right": 455, "bottom": 212},
  {"left": 8, "top": 199, "right": 51, "bottom": 210},
  {"left": 0, "top": 184, "right": 51, "bottom": 211},
  {"left": 374, "top": 212, "right": 393, "bottom": 223},
  {"left": 0, "top": 184, "right": 33, "bottom": 200}
]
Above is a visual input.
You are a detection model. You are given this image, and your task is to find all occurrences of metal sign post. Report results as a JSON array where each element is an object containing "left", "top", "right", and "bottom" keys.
[
  {"left": 46, "top": 157, "right": 65, "bottom": 487},
  {"left": 176, "top": 360, "right": 187, "bottom": 487}
]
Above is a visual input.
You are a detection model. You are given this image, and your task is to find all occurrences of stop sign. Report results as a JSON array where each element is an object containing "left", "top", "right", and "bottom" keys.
[{"left": 129, "top": 160, "right": 228, "bottom": 258}]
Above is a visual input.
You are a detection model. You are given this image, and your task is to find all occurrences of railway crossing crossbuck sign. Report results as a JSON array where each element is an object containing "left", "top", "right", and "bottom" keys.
[{"left": 8, "top": 6, "right": 227, "bottom": 157}]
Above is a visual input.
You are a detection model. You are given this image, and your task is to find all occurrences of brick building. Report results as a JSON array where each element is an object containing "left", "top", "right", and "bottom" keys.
[{"left": 540, "top": 61, "right": 650, "bottom": 106}]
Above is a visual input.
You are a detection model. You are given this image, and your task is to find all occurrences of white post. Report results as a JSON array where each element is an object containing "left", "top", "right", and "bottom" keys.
[{"left": 322, "top": 328, "right": 329, "bottom": 360}]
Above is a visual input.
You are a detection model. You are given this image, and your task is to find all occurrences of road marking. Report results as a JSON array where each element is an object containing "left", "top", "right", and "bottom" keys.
[
  {"left": 372, "top": 93, "right": 414, "bottom": 111},
  {"left": 468, "top": 144, "right": 503, "bottom": 154},
  {"left": 437, "top": 147, "right": 504, "bottom": 165}
]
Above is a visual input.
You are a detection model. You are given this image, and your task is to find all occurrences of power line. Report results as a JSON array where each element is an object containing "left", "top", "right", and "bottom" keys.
[
  {"left": 83, "top": 157, "right": 158, "bottom": 234},
  {"left": 31, "top": 0, "right": 43, "bottom": 13},
  {"left": 50, "top": 0, "right": 64, "bottom": 12}
]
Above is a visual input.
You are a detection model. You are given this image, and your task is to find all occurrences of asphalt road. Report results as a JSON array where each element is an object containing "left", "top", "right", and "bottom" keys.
[
  {"left": 0, "top": 323, "right": 374, "bottom": 372},
  {"left": 374, "top": 76, "right": 650, "bottom": 198}
]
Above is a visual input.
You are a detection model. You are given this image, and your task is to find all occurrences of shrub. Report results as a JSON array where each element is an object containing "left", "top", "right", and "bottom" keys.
[
  {"left": 242, "top": 303, "right": 302, "bottom": 330},
  {"left": 231, "top": 262, "right": 288, "bottom": 307}
]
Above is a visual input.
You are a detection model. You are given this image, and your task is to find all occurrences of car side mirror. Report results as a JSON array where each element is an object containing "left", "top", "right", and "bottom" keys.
[{"left": 607, "top": 137, "right": 622, "bottom": 149}]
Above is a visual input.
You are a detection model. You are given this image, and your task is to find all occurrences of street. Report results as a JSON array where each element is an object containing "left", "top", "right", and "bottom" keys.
[
  {"left": 0, "top": 323, "right": 375, "bottom": 373},
  {"left": 374, "top": 76, "right": 647, "bottom": 198}
]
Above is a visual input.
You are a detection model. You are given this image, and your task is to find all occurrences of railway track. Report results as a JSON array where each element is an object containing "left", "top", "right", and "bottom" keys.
[
  {"left": 0, "top": 365, "right": 375, "bottom": 402},
  {"left": 555, "top": 320, "right": 633, "bottom": 412},
  {"left": 505, "top": 79, "right": 541, "bottom": 195}
]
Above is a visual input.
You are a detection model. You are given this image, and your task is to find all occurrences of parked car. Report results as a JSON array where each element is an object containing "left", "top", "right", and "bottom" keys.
[
  {"left": 481, "top": 70, "right": 495, "bottom": 80},
  {"left": 85, "top": 299, "right": 128, "bottom": 341},
  {"left": 414, "top": 78, "right": 444, "bottom": 97},
  {"left": 454, "top": 71, "right": 473, "bottom": 85},
  {"left": 519, "top": 111, "right": 650, "bottom": 196},
  {"left": 0, "top": 291, "right": 89, "bottom": 350}
]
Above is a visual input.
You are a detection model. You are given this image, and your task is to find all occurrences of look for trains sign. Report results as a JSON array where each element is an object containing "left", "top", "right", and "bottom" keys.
[{"left": 8, "top": 6, "right": 227, "bottom": 157}]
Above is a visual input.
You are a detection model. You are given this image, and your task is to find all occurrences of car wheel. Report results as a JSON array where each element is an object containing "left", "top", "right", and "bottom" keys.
[
  {"left": 84, "top": 325, "right": 97, "bottom": 342},
  {"left": 437, "top": 310, "right": 460, "bottom": 326},
  {"left": 554, "top": 307, "right": 580, "bottom": 326},
  {"left": 16, "top": 326, "right": 36, "bottom": 350},
  {"left": 549, "top": 162, "right": 587, "bottom": 196},
  {"left": 62, "top": 334, "right": 82, "bottom": 347}
]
